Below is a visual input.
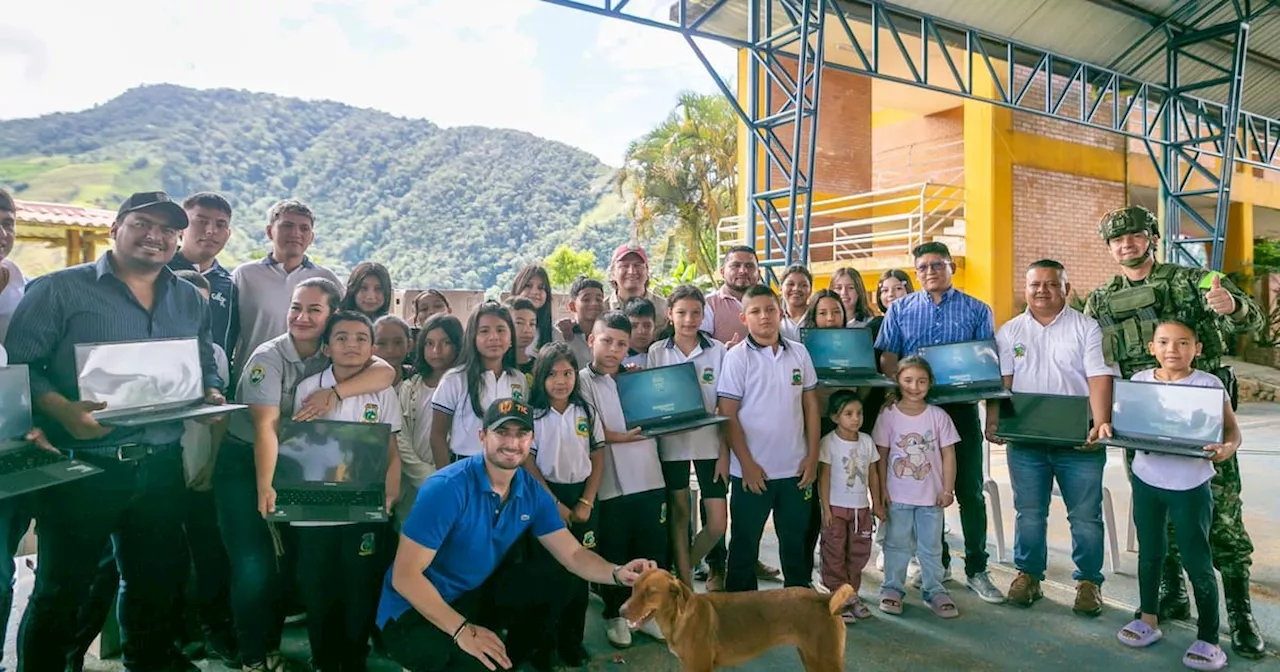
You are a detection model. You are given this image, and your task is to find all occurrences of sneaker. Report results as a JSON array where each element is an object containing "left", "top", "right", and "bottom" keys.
[
  {"left": 1074, "top": 580, "right": 1103, "bottom": 617},
  {"left": 910, "top": 563, "right": 951, "bottom": 589},
  {"left": 755, "top": 560, "right": 781, "bottom": 581},
  {"left": 1007, "top": 572, "right": 1043, "bottom": 607},
  {"left": 906, "top": 558, "right": 922, "bottom": 585},
  {"left": 606, "top": 618, "right": 632, "bottom": 648},
  {"left": 693, "top": 563, "right": 709, "bottom": 581},
  {"left": 874, "top": 550, "right": 884, "bottom": 572},
  {"left": 966, "top": 571, "right": 1007, "bottom": 604},
  {"left": 634, "top": 619, "right": 665, "bottom": 641}
]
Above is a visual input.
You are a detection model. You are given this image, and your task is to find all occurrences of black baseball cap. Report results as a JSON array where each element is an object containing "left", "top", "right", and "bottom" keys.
[
  {"left": 483, "top": 398, "right": 534, "bottom": 431},
  {"left": 116, "top": 191, "right": 189, "bottom": 229}
]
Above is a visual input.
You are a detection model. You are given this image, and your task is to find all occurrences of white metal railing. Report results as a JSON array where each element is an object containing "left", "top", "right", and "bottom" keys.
[
  {"left": 717, "top": 181, "right": 965, "bottom": 264},
  {"left": 874, "top": 138, "right": 966, "bottom": 190}
]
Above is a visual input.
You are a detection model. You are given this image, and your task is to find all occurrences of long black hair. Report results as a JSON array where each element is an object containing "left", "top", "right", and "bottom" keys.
[
  {"left": 340, "top": 261, "right": 393, "bottom": 319},
  {"left": 457, "top": 301, "right": 520, "bottom": 418},
  {"left": 527, "top": 342, "right": 600, "bottom": 444},
  {"left": 800, "top": 288, "right": 847, "bottom": 329},
  {"left": 412, "top": 313, "right": 463, "bottom": 380},
  {"left": 512, "top": 265, "right": 554, "bottom": 348}
]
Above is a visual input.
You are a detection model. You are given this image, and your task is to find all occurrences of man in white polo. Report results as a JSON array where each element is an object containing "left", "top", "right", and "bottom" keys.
[{"left": 986, "top": 259, "right": 1116, "bottom": 615}]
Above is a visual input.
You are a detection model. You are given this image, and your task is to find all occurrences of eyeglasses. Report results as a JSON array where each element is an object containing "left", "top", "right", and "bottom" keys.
[{"left": 915, "top": 261, "right": 949, "bottom": 274}]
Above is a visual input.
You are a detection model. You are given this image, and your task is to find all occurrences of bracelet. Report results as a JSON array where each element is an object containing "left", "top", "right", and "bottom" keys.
[
  {"left": 577, "top": 498, "right": 593, "bottom": 509},
  {"left": 611, "top": 565, "right": 623, "bottom": 586},
  {"left": 452, "top": 620, "right": 470, "bottom": 642},
  {"left": 331, "top": 386, "right": 343, "bottom": 402}
]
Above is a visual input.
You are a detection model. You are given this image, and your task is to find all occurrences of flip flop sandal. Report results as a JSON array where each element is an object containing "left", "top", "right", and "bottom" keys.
[
  {"left": 850, "top": 598, "right": 873, "bottom": 620},
  {"left": 1116, "top": 619, "right": 1163, "bottom": 648},
  {"left": 1182, "top": 640, "right": 1227, "bottom": 671},
  {"left": 879, "top": 591, "right": 904, "bottom": 615},
  {"left": 926, "top": 594, "right": 959, "bottom": 619}
]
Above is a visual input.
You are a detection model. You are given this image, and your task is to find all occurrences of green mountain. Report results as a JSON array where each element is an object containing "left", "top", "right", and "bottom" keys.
[{"left": 0, "top": 84, "right": 634, "bottom": 289}]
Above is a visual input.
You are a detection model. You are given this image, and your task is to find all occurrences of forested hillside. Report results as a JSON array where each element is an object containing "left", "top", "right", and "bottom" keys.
[{"left": 0, "top": 84, "right": 634, "bottom": 288}]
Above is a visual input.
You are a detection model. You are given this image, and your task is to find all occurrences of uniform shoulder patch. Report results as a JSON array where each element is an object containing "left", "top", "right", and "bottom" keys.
[{"left": 248, "top": 364, "right": 266, "bottom": 386}]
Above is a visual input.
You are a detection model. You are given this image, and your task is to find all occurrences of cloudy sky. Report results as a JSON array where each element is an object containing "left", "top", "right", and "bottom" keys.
[{"left": 0, "top": 0, "right": 737, "bottom": 165}]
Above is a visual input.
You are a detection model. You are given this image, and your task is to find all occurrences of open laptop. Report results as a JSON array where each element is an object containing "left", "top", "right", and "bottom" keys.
[
  {"left": 801, "top": 327, "right": 894, "bottom": 387},
  {"left": 267, "top": 420, "right": 392, "bottom": 523},
  {"left": 1099, "top": 379, "right": 1223, "bottom": 459},
  {"left": 75, "top": 338, "right": 246, "bottom": 427},
  {"left": 616, "top": 362, "right": 727, "bottom": 438},
  {"left": 993, "top": 393, "right": 1091, "bottom": 447},
  {"left": 0, "top": 365, "right": 103, "bottom": 499},
  {"left": 919, "top": 340, "right": 1012, "bottom": 404}
]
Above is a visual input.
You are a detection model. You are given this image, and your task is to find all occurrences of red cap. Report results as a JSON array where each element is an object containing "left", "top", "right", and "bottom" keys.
[{"left": 611, "top": 243, "right": 648, "bottom": 265}]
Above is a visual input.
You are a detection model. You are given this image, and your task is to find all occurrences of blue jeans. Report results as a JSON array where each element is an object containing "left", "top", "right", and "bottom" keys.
[
  {"left": 882, "top": 503, "right": 946, "bottom": 601},
  {"left": 1007, "top": 443, "right": 1106, "bottom": 585}
]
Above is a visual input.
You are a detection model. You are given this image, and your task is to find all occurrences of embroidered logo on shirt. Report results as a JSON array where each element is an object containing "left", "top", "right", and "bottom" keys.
[
  {"left": 512, "top": 386, "right": 524, "bottom": 401},
  {"left": 582, "top": 530, "right": 597, "bottom": 549},
  {"left": 702, "top": 367, "right": 715, "bottom": 384},
  {"left": 358, "top": 532, "right": 376, "bottom": 557},
  {"left": 803, "top": 485, "right": 814, "bottom": 501},
  {"left": 520, "top": 514, "right": 530, "bottom": 522},
  {"left": 659, "top": 502, "right": 667, "bottom": 525},
  {"left": 248, "top": 365, "right": 266, "bottom": 386},
  {"left": 362, "top": 404, "right": 379, "bottom": 423},
  {"left": 791, "top": 368, "right": 802, "bottom": 385},
  {"left": 1013, "top": 343, "right": 1027, "bottom": 358},
  {"left": 575, "top": 417, "right": 589, "bottom": 438}
]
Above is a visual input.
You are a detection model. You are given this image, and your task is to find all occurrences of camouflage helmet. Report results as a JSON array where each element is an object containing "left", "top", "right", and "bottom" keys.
[{"left": 1098, "top": 205, "right": 1159, "bottom": 242}]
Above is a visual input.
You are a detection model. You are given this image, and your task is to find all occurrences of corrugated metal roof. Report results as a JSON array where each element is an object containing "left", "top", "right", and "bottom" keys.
[{"left": 15, "top": 200, "right": 115, "bottom": 230}]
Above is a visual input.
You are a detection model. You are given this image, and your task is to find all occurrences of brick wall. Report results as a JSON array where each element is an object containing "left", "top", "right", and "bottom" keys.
[
  {"left": 1011, "top": 64, "right": 1123, "bottom": 151},
  {"left": 1012, "top": 166, "right": 1125, "bottom": 309},
  {"left": 872, "top": 107, "right": 965, "bottom": 188},
  {"left": 765, "top": 64, "right": 872, "bottom": 196}
]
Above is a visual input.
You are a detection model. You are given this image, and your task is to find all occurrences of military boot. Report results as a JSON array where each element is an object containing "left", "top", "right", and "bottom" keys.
[
  {"left": 1132, "top": 558, "right": 1190, "bottom": 621},
  {"left": 1223, "top": 575, "right": 1265, "bottom": 659}
]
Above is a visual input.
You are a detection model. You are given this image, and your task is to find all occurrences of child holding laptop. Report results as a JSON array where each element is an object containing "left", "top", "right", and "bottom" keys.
[{"left": 1099, "top": 320, "right": 1239, "bottom": 671}]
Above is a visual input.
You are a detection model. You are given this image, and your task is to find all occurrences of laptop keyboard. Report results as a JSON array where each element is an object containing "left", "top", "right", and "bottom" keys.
[
  {"left": 0, "top": 449, "right": 65, "bottom": 474},
  {"left": 276, "top": 489, "right": 382, "bottom": 507}
]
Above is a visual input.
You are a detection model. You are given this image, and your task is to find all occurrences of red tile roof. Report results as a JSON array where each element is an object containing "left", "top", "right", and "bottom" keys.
[{"left": 15, "top": 200, "right": 115, "bottom": 229}]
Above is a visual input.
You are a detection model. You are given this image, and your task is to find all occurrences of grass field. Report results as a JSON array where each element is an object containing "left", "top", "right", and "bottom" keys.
[{"left": 0, "top": 155, "right": 162, "bottom": 208}]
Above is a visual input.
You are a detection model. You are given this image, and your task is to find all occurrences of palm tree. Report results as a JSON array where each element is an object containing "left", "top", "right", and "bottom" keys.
[{"left": 616, "top": 91, "right": 738, "bottom": 283}]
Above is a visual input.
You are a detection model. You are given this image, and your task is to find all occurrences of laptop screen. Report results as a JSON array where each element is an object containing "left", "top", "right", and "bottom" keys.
[
  {"left": 0, "top": 366, "right": 33, "bottom": 444},
  {"left": 998, "top": 393, "right": 1089, "bottom": 442},
  {"left": 1113, "top": 379, "right": 1224, "bottom": 444},
  {"left": 275, "top": 420, "right": 391, "bottom": 489},
  {"left": 919, "top": 340, "right": 1001, "bottom": 386},
  {"left": 801, "top": 328, "right": 876, "bottom": 370},
  {"left": 616, "top": 362, "right": 706, "bottom": 427},
  {"left": 74, "top": 338, "right": 203, "bottom": 411}
]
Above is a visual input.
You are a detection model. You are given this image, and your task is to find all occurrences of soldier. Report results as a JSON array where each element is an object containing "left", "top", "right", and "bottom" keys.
[{"left": 1084, "top": 205, "right": 1265, "bottom": 659}]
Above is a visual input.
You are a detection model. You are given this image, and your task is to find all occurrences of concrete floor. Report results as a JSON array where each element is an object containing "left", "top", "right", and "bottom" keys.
[{"left": 5, "top": 403, "right": 1280, "bottom": 672}]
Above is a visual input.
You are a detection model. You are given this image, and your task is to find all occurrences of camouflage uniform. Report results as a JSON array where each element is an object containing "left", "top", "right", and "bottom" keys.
[{"left": 1084, "top": 205, "right": 1265, "bottom": 658}]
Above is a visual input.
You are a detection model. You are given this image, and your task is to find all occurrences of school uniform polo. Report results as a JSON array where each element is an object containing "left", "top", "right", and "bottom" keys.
[
  {"left": 996, "top": 307, "right": 1117, "bottom": 396},
  {"left": 578, "top": 366, "right": 665, "bottom": 500},
  {"left": 533, "top": 405, "right": 603, "bottom": 485},
  {"left": 647, "top": 335, "right": 725, "bottom": 462},
  {"left": 716, "top": 336, "right": 817, "bottom": 479},
  {"left": 431, "top": 366, "right": 526, "bottom": 458},
  {"left": 228, "top": 333, "right": 329, "bottom": 445},
  {"left": 230, "top": 254, "right": 340, "bottom": 379},
  {"left": 566, "top": 326, "right": 592, "bottom": 370}
]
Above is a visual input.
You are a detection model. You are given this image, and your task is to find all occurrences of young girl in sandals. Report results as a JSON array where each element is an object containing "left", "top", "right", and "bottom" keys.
[
  {"left": 818, "top": 390, "right": 884, "bottom": 623},
  {"left": 872, "top": 356, "right": 959, "bottom": 619},
  {"left": 1100, "top": 319, "right": 1239, "bottom": 671}
]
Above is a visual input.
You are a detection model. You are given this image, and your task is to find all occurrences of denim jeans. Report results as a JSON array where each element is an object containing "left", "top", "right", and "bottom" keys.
[
  {"left": 0, "top": 496, "right": 31, "bottom": 657},
  {"left": 1007, "top": 443, "right": 1106, "bottom": 584},
  {"left": 882, "top": 503, "right": 946, "bottom": 602}
]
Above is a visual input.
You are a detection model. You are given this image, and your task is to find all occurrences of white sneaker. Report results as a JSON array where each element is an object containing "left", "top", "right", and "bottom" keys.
[
  {"left": 911, "top": 563, "right": 953, "bottom": 589},
  {"left": 874, "top": 545, "right": 885, "bottom": 571},
  {"left": 634, "top": 619, "right": 665, "bottom": 641},
  {"left": 606, "top": 617, "right": 632, "bottom": 648}
]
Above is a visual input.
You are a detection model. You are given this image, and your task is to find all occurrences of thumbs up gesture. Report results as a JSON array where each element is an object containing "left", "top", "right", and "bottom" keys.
[{"left": 1205, "top": 274, "right": 1237, "bottom": 316}]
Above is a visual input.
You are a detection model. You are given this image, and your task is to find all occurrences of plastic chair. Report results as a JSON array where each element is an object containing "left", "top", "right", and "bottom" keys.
[{"left": 1050, "top": 482, "right": 1121, "bottom": 574}]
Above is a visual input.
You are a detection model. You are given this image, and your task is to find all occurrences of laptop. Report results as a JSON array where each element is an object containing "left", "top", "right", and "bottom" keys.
[
  {"left": 616, "top": 362, "right": 728, "bottom": 438},
  {"left": 993, "top": 393, "right": 1091, "bottom": 447},
  {"left": 75, "top": 338, "right": 246, "bottom": 427},
  {"left": 267, "top": 420, "right": 392, "bottom": 523},
  {"left": 1099, "top": 379, "right": 1224, "bottom": 459},
  {"left": 0, "top": 365, "right": 103, "bottom": 499},
  {"left": 919, "top": 340, "right": 1012, "bottom": 404},
  {"left": 801, "top": 328, "right": 894, "bottom": 388}
]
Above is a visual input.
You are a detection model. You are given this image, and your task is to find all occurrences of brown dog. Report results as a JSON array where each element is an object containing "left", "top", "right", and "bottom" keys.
[{"left": 619, "top": 568, "right": 853, "bottom": 672}]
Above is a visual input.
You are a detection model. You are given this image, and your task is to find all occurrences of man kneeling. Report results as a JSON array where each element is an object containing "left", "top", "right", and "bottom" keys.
[{"left": 376, "top": 398, "right": 653, "bottom": 671}]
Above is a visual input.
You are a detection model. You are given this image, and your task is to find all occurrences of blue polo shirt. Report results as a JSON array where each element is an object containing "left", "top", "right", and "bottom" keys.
[
  {"left": 873, "top": 287, "right": 994, "bottom": 357},
  {"left": 375, "top": 454, "right": 564, "bottom": 629},
  {"left": 168, "top": 251, "right": 238, "bottom": 355}
]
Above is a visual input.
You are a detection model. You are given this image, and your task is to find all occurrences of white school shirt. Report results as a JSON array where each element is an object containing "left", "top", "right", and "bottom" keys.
[
  {"left": 717, "top": 336, "right": 817, "bottom": 479},
  {"left": 395, "top": 375, "right": 438, "bottom": 487},
  {"left": 431, "top": 366, "right": 526, "bottom": 457},
  {"left": 579, "top": 366, "right": 666, "bottom": 500},
  {"left": 780, "top": 314, "right": 802, "bottom": 342},
  {"left": 181, "top": 344, "right": 230, "bottom": 488},
  {"left": 1128, "top": 369, "right": 1222, "bottom": 491},
  {"left": 291, "top": 366, "right": 403, "bottom": 527},
  {"left": 533, "top": 404, "right": 603, "bottom": 484},
  {"left": 819, "top": 430, "right": 879, "bottom": 509},
  {"left": 647, "top": 335, "right": 726, "bottom": 462},
  {"left": 996, "top": 307, "right": 1117, "bottom": 396},
  {"left": 0, "top": 343, "right": 7, "bottom": 365},
  {"left": 0, "top": 258, "right": 26, "bottom": 346}
]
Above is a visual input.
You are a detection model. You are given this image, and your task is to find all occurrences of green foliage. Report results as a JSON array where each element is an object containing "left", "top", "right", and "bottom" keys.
[
  {"left": 0, "top": 85, "right": 637, "bottom": 289},
  {"left": 649, "top": 256, "right": 717, "bottom": 297},
  {"left": 544, "top": 245, "right": 603, "bottom": 289}
]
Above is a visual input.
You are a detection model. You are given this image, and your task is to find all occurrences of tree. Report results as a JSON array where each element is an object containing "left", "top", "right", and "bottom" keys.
[
  {"left": 544, "top": 245, "right": 603, "bottom": 289},
  {"left": 615, "top": 91, "right": 738, "bottom": 283}
]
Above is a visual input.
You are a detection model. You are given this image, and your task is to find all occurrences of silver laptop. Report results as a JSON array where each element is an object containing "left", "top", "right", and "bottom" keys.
[
  {"left": 75, "top": 338, "right": 246, "bottom": 427},
  {"left": 1100, "top": 379, "right": 1224, "bottom": 459},
  {"left": 0, "top": 365, "right": 102, "bottom": 499}
]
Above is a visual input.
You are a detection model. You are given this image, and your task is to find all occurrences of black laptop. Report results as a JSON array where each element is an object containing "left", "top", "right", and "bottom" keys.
[
  {"left": 801, "top": 327, "right": 894, "bottom": 388},
  {"left": 993, "top": 393, "right": 1091, "bottom": 447},
  {"left": 75, "top": 338, "right": 246, "bottom": 427},
  {"left": 267, "top": 420, "right": 392, "bottom": 523},
  {"left": 1099, "top": 379, "right": 1224, "bottom": 459},
  {"left": 616, "top": 362, "right": 727, "bottom": 438},
  {"left": 919, "top": 340, "right": 1012, "bottom": 404},
  {"left": 0, "top": 365, "right": 103, "bottom": 499}
]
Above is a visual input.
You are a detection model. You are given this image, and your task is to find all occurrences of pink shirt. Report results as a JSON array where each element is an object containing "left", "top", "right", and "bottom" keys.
[
  {"left": 702, "top": 288, "right": 749, "bottom": 344},
  {"left": 872, "top": 404, "right": 959, "bottom": 506}
]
